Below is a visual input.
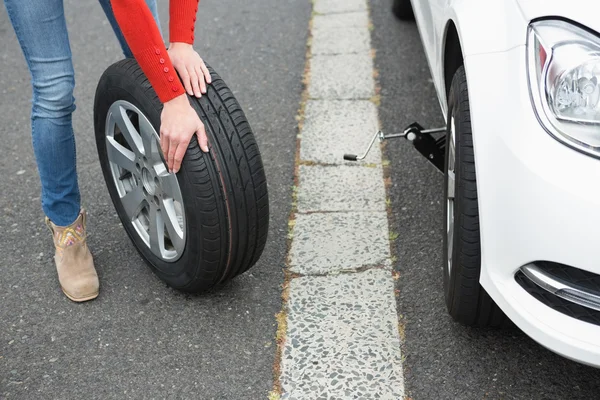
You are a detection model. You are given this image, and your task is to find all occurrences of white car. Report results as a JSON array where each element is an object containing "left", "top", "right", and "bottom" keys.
[{"left": 393, "top": 0, "right": 600, "bottom": 367}]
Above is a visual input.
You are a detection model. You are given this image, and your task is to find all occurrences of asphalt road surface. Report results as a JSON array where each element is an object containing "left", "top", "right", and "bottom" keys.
[
  {"left": 0, "top": 0, "right": 309, "bottom": 398},
  {"left": 4, "top": 0, "right": 600, "bottom": 398},
  {"left": 369, "top": 0, "right": 600, "bottom": 399}
]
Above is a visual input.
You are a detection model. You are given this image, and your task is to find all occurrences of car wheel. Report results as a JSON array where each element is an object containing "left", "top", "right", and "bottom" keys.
[
  {"left": 443, "top": 66, "right": 507, "bottom": 327},
  {"left": 392, "top": 0, "right": 414, "bottom": 20},
  {"left": 93, "top": 59, "right": 269, "bottom": 292}
]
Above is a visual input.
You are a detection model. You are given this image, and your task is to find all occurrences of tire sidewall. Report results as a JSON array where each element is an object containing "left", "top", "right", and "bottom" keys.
[{"left": 443, "top": 67, "right": 477, "bottom": 314}]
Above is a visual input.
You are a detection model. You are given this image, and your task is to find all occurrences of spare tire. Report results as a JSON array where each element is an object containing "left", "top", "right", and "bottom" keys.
[{"left": 93, "top": 59, "right": 269, "bottom": 292}]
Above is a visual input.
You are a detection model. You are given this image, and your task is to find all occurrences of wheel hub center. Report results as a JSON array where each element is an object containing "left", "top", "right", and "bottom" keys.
[{"left": 141, "top": 167, "right": 157, "bottom": 196}]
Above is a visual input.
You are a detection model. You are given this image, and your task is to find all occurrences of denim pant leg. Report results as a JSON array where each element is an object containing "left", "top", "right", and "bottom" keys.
[
  {"left": 3, "top": 0, "right": 80, "bottom": 227},
  {"left": 97, "top": 0, "right": 162, "bottom": 58}
]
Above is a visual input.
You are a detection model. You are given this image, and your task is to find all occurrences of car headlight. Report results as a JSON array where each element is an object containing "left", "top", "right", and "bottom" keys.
[{"left": 527, "top": 20, "right": 600, "bottom": 156}]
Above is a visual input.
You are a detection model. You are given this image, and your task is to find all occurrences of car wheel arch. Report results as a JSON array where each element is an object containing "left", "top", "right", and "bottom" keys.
[{"left": 443, "top": 20, "right": 464, "bottom": 102}]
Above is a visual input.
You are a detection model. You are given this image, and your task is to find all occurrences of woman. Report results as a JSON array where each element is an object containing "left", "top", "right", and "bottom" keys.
[{"left": 3, "top": 0, "right": 210, "bottom": 302}]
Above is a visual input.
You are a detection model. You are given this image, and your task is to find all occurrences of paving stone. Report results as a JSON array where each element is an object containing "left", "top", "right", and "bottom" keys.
[
  {"left": 300, "top": 100, "right": 381, "bottom": 165},
  {"left": 297, "top": 165, "right": 386, "bottom": 212},
  {"left": 314, "top": 0, "right": 367, "bottom": 14},
  {"left": 280, "top": 269, "right": 405, "bottom": 399},
  {"left": 309, "top": 53, "right": 375, "bottom": 100},
  {"left": 314, "top": 11, "right": 368, "bottom": 28},
  {"left": 289, "top": 212, "right": 390, "bottom": 275},
  {"left": 312, "top": 13, "right": 371, "bottom": 55}
]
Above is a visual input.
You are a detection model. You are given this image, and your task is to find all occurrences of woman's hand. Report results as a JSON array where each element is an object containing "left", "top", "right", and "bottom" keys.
[
  {"left": 160, "top": 94, "right": 209, "bottom": 174},
  {"left": 168, "top": 42, "right": 212, "bottom": 98}
]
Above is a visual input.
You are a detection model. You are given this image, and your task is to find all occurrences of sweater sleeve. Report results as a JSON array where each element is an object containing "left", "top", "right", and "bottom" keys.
[
  {"left": 110, "top": 0, "right": 185, "bottom": 103},
  {"left": 169, "top": 0, "right": 200, "bottom": 44}
]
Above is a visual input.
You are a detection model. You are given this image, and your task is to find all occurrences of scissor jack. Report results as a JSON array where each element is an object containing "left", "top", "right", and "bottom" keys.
[{"left": 343, "top": 122, "right": 446, "bottom": 172}]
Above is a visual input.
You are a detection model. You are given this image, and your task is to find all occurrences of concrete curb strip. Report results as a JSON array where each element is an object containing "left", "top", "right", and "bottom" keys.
[{"left": 277, "top": 0, "right": 405, "bottom": 397}]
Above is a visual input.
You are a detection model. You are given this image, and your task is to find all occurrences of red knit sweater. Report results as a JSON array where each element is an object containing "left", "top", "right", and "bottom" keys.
[{"left": 110, "top": 0, "right": 199, "bottom": 103}]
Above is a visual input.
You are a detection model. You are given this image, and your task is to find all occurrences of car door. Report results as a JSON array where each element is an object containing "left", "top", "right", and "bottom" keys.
[{"left": 411, "top": 0, "right": 449, "bottom": 111}]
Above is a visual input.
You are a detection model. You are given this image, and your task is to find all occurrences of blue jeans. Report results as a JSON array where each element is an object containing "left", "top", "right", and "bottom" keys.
[{"left": 3, "top": 0, "right": 161, "bottom": 226}]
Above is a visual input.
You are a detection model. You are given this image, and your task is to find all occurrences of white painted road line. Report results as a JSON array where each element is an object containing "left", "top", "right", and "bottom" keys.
[
  {"left": 300, "top": 100, "right": 381, "bottom": 165},
  {"left": 312, "top": 13, "right": 371, "bottom": 56},
  {"left": 297, "top": 165, "right": 386, "bottom": 212},
  {"left": 309, "top": 53, "right": 375, "bottom": 100},
  {"left": 313, "top": 0, "right": 367, "bottom": 15},
  {"left": 277, "top": 0, "right": 405, "bottom": 398}
]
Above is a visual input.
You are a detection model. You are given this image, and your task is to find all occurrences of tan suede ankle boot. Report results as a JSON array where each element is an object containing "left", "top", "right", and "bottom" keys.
[{"left": 46, "top": 209, "right": 99, "bottom": 302}]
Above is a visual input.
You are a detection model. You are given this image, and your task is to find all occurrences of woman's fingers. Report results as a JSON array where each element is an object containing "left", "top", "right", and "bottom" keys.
[
  {"left": 172, "top": 141, "right": 188, "bottom": 173},
  {"left": 159, "top": 131, "right": 185, "bottom": 173},
  {"left": 168, "top": 138, "right": 178, "bottom": 173},
  {"left": 195, "top": 64, "right": 207, "bottom": 94},
  {"left": 179, "top": 67, "right": 193, "bottom": 96},
  {"left": 196, "top": 121, "right": 209, "bottom": 153},
  {"left": 188, "top": 67, "right": 202, "bottom": 98},
  {"left": 200, "top": 59, "right": 212, "bottom": 84},
  {"left": 163, "top": 126, "right": 206, "bottom": 174}
]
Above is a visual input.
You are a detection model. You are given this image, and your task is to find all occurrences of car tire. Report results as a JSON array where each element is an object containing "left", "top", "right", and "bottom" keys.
[
  {"left": 443, "top": 66, "right": 507, "bottom": 327},
  {"left": 93, "top": 59, "right": 269, "bottom": 292},
  {"left": 392, "top": 0, "right": 414, "bottom": 20}
]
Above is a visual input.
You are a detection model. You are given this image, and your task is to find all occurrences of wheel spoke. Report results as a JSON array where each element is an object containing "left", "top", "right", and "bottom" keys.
[
  {"left": 148, "top": 204, "right": 164, "bottom": 255},
  {"left": 121, "top": 187, "right": 145, "bottom": 221},
  {"left": 112, "top": 104, "right": 143, "bottom": 155},
  {"left": 158, "top": 172, "right": 181, "bottom": 201},
  {"left": 447, "top": 220, "right": 454, "bottom": 264},
  {"left": 106, "top": 137, "right": 136, "bottom": 173},
  {"left": 448, "top": 117, "right": 456, "bottom": 172},
  {"left": 162, "top": 198, "right": 185, "bottom": 250},
  {"left": 447, "top": 170, "right": 455, "bottom": 199},
  {"left": 139, "top": 117, "right": 162, "bottom": 161}
]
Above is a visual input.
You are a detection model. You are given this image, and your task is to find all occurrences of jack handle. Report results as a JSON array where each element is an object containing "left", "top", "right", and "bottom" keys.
[
  {"left": 343, "top": 130, "right": 386, "bottom": 161},
  {"left": 343, "top": 124, "right": 446, "bottom": 162}
]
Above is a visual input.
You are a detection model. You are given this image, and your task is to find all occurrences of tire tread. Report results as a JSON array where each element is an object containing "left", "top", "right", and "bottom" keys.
[{"left": 443, "top": 66, "right": 508, "bottom": 328}]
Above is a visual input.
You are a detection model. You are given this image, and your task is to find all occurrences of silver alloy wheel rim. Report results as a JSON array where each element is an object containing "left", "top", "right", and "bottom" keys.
[
  {"left": 446, "top": 116, "right": 456, "bottom": 274},
  {"left": 105, "top": 100, "right": 186, "bottom": 262}
]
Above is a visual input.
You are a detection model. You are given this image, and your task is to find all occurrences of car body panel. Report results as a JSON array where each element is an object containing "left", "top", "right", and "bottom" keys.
[
  {"left": 468, "top": 46, "right": 600, "bottom": 367},
  {"left": 517, "top": 0, "right": 600, "bottom": 35},
  {"left": 409, "top": 0, "right": 600, "bottom": 367},
  {"left": 412, "top": 0, "right": 529, "bottom": 114}
]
